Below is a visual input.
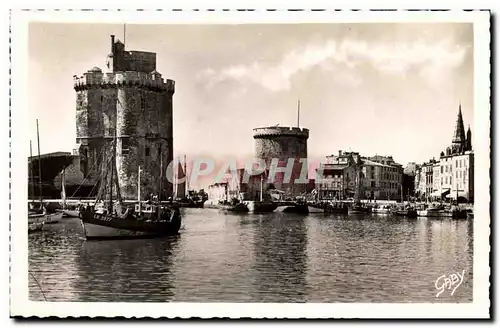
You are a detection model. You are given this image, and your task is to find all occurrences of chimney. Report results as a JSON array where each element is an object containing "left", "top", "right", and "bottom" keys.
[
  {"left": 338, "top": 150, "right": 342, "bottom": 156},
  {"left": 111, "top": 35, "right": 115, "bottom": 52}
]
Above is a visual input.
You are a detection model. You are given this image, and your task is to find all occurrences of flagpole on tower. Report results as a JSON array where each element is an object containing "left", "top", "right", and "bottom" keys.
[
  {"left": 123, "top": 23, "right": 126, "bottom": 46},
  {"left": 297, "top": 98, "right": 300, "bottom": 128}
]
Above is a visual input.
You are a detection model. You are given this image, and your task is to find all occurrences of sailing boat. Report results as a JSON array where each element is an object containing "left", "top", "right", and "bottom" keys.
[
  {"left": 245, "top": 174, "right": 278, "bottom": 213},
  {"left": 348, "top": 159, "right": 369, "bottom": 215},
  {"left": 28, "top": 120, "right": 63, "bottom": 232},
  {"left": 58, "top": 168, "right": 79, "bottom": 218},
  {"left": 79, "top": 137, "right": 182, "bottom": 240}
]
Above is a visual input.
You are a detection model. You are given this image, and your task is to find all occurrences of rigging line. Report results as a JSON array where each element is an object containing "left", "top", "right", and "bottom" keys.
[
  {"left": 28, "top": 271, "right": 47, "bottom": 301},
  {"left": 69, "top": 147, "right": 106, "bottom": 198}
]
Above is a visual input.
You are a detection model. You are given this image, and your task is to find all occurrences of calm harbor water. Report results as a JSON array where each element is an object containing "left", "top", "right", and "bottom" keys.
[{"left": 29, "top": 208, "right": 473, "bottom": 302}]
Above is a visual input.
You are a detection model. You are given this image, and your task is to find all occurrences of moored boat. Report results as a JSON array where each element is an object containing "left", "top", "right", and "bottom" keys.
[
  {"left": 244, "top": 201, "right": 278, "bottom": 213},
  {"left": 306, "top": 201, "right": 349, "bottom": 214},
  {"left": 371, "top": 204, "right": 392, "bottom": 214},
  {"left": 348, "top": 202, "right": 370, "bottom": 215},
  {"left": 62, "top": 209, "right": 80, "bottom": 218},
  {"left": 220, "top": 202, "right": 249, "bottom": 213},
  {"left": 80, "top": 201, "right": 181, "bottom": 240},
  {"left": 393, "top": 208, "right": 418, "bottom": 218},
  {"left": 79, "top": 136, "right": 181, "bottom": 240},
  {"left": 28, "top": 222, "right": 44, "bottom": 233}
]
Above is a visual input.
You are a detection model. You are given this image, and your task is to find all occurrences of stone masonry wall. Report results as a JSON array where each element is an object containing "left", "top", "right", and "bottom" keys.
[
  {"left": 254, "top": 129, "right": 308, "bottom": 197},
  {"left": 74, "top": 68, "right": 175, "bottom": 201}
]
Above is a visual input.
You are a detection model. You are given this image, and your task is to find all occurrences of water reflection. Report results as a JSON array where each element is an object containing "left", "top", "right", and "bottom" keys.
[
  {"left": 73, "top": 236, "right": 180, "bottom": 302},
  {"left": 250, "top": 213, "right": 308, "bottom": 302},
  {"left": 28, "top": 210, "right": 473, "bottom": 303}
]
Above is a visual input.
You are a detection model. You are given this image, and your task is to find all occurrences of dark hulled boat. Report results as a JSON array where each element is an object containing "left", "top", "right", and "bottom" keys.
[
  {"left": 80, "top": 201, "right": 181, "bottom": 240},
  {"left": 79, "top": 137, "right": 181, "bottom": 240},
  {"left": 219, "top": 199, "right": 249, "bottom": 213}
]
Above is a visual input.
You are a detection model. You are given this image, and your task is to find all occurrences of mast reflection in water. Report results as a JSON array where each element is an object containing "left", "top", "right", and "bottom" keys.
[{"left": 29, "top": 209, "right": 473, "bottom": 302}]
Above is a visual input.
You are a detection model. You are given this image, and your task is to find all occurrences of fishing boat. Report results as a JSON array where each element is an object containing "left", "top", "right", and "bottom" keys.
[
  {"left": 371, "top": 204, "right": 392, "bottom": 214},
  {"left": 219, "top": 200, "right": 249, "bottom": 213},
  {"left": 27, "top": 120, "right": 62, "bottom": 232},
  {"left": 417, "top": 203, "right": 467, "bottom": 218},
  {"left": 28, "top": 221, "right": 44, "bottom": 233},
  {"left": 79, "top": 137, "right": 181, "bottom": 240},
  {"left": 56, "top": 168, "right": 80, "bottom": 218},
  {"left": 467, "top": 209, "right": 474, "bottom": 219},
  {"left": 305, "top": 201, "right": 348, "bottom": 214},
  {"left": 279, "top": 202, "right": 310, "bottom": 214},
  {"left": 243, "top": 175, "right": 278, "bottom": 213},
  {"left": 392, "top": 205, "right": 418, "bottom": 218},
  {"left": 348, "top": 202, "right": 370, "bottom": 215}
]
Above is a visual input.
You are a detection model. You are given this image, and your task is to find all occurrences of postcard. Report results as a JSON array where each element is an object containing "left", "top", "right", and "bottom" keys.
[{"left": 10, "top": 9, "right": 490, "bottom": 319}]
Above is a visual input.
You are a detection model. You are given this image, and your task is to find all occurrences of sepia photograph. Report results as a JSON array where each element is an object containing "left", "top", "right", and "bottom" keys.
[{"left": 9, "top": 9, "right": 490, "bottom": 319}]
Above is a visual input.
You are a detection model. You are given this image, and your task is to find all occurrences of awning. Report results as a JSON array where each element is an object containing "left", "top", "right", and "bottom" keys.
[{"left": 441, "top": 189, "right": 451, "bottom": 197}]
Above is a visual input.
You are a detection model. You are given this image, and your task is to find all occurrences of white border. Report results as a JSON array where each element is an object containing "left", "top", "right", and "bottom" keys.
[{"left": 9, "top": 9, "right": 491, "bottom": 319}]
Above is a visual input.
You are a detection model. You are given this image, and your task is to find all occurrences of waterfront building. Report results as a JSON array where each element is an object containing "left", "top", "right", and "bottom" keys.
[
  {"left": 414, "top": 159, "right": 437, "bottom": 201},
  {"left": 316, "top": 151, "right": 403, "bottom": 201},
  {"left": 315, "top": 150, "right": 356, "bottom": 200},
  {"left": 402, "top": 162, "right": 417, "bottom": 199},
  {"left": 73, "top": 35, "right": 175, "bottom": 199},
  {"left": 253, "top": 126, "right": 309, "bottom": 198},
  {"left": 414, "top": 105, "right": 474, "bottom": 202},
  {"left": 362, "top": 155, "right": 403, "bottom": 201}
]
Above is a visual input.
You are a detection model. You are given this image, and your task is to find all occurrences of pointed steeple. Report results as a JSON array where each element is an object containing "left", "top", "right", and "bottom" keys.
[
  {"left": 452, "top": 102, "right": 466, "bottom": 148},
  {"left": 466, "top": 124, "right": 472, "bottom": 151}
]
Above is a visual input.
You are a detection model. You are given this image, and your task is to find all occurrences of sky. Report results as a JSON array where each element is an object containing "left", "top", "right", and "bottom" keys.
[{"left": 28, "top": 22, "right": 474, "bottom": 173}]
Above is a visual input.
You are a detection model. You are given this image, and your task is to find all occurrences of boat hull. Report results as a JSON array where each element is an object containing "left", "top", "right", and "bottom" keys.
[
  {"left": 372, "top": 209, "right": 392, "bottom": 214},
  {"left": 220, "top": 203, "right": 249, "bottom": 213},
  {"left": 279, "top": 204, "right": 309, "bottom": 214},
  {"left": 60, "top": 209, "right": 80, "bottom": 218},
  {"left": 79, "top": 207, "right": 182, "bottom": 240},
  {"left": 393, "top": 210, "right": 418, "bottom": 218},
  {"left": 44, "top": 212, "right": 63, "bottom": 224},
  {"left": 245, "top": 201, "right": 278, "bottom": 213},
  {"left": 348, "top": 210, "right": 369, "bottom": 215},
  {"left": 28, "top": 222, "right": 44, "bottom": 233},
  {"left": 28, "top": 212, "right": 62, "bottom": 225},
  {"left": 417, "top": 209, "right": 467, "bottom": 218},
  {"left": 81, "top": 221, "right": 162, "bottom": 240}
]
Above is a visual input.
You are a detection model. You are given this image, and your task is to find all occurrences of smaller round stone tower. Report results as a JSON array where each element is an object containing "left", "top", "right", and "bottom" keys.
[{"left": 253, "top": 126, "right": 309, "bottom": 197}]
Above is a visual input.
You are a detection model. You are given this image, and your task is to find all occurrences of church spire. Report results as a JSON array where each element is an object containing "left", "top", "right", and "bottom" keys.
[
  {"left": 452, "top": 102, "right": 466, "bottom": 149},
  {"left": 466, "top": 124, "right": 472, "bottom": 151}
]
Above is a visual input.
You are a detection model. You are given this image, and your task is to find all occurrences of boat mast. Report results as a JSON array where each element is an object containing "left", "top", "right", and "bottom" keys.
[
  {"left": 36, "top": 120, "right": 43, "bottom": 204},
  {"left": 159, "top": 145, "right": 162, "bottom": 202},
  {"left": 138, "top": 165, "right": 142, "bottom": 214},
  {"left": 184, "top": 154, "right": 189, "bottom": 192},
  {"left": 29, "top": 140, "right": 35, "bottom": 201},
  {"left": 61, "top": 168, "right": 66, "bottom": 209},
  {"left": 260, "top": 174, "right": 263, "bottom": 202}
]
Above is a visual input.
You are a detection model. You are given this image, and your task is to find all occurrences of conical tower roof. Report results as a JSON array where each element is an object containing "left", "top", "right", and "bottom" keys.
[{"left": 452, "top": 104, "right": 466, "bottom": 145}]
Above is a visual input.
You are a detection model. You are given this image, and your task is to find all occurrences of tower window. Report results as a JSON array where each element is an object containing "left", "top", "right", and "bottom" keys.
[
  {"left": 122, "top": 139, "right": 130, "bottom": 155},
  {"left": 145, "top": 147, "right": 150, "bottom": 156}
]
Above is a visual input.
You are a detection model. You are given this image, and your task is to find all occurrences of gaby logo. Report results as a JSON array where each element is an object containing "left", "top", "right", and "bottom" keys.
[{"left": 435, "top": 270, "right": 465, "bottom": 298}]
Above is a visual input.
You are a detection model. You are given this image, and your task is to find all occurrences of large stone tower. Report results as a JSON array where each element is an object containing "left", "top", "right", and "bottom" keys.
[
  {"left": 74, "top": 35, "right": 175, "bottom": 200},
  {"left": 253, "top": 126, "right": 309, "bottom": 197}
]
